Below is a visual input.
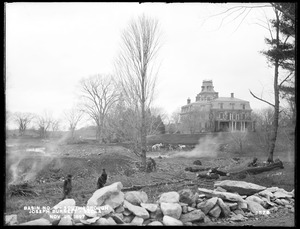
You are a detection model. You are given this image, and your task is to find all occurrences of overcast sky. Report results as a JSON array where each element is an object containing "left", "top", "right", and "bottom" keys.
[{"left": 6, "top": 2, "right": 277, "bottom": 127}]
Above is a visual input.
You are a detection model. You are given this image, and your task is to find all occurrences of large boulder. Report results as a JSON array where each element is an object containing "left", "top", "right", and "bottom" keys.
[
  {"left": 196, "top": 197, "right": 218, "bottom": 215},
  {"left": 150, "top": 206, "right": 163, "bottom": 220},
  {"left": 87, "top": 182, "right": 123, "bottom": 207},
  {"left": 162, "top": 215, "right": 183, "bottom": 226},
  {"left": 198, "top": 187, "right": 245, "bottom": 202},
  {"left": 273, "top": 191, "right": 293, "bottom": 199},
  {"left": 58, "top": 215, "right": 73, "bottom": 225},
  {"left": 43, "top": 198, "right": 76, "bottom": 224},
  {"left": 72, "top": 207, "right": 86, "bottom": 223},
  {"left": 214, "top": 180, "right": 266, "bottom": 196},
  {"left": 103, "top": 192, "right": 124, "bottom": 209},
  {"left": 159, "top": 191, "right": 180, "bottom": 203},
  {"left": 130, "top": 216, "right": 144, "bottom": 225},
  {"left": 111, "top": 214, "right": 125, "bottom": 224},
  {"left": 160, "top": 202, "right": 182, "bottom": 220},
  {"left": 208, "top": 204, "right": 221, "bottom": 218},
  {"left": 98, "top": 205, "right": 114, "bottom": 217},
  {"left": 217, "top": 198, "right": 231, "bottom": 217},
  {"left": 223, "top": 201, "right": 238, "bottom": 210},
  {"left": 115, "top": 205, "right": 125, "bottom": 213},
  {"left": 238, "top": 201, "right": 248, "bottom": 211},
  {"left": 123, "top": 215, "right": 135, "bottom": 223},
  {"left": 80, "top": 217, "right": 100, "bottom": 225},
  {"left": 148, "top": 221, "right": 163, "bottom": 226},
  {"left": 141, "top": 203, "right": 158, "bottom": 212},
  {"left": 125, "top": 191, "right": 148, "bottom": 205},
  {"left": 260, "top": 196, "right": 276, "bottom": 208},
  {"left": 53, "top": 198, "right": 76, "bottom": 210},
  {"left": 246, "top": 200, "right": 266, "bottom": 214},
  {"left": 179, "top": 209, "right": 205, "bottom": 223},
  {"left": 96, "top": 218, "right": 112, "bottom": 225},
  {"left": 105, "top": 217, "right": 117, "bottom": 225},
  {"left": 20, "top": 218, "right": 52, "bottom": 225},
  {"left": 178, "top": 189, "right": 198, "bottom": 206},
  {"left": 245, "top": 195, "right": 264, "bottom": 206},
  {"left": 84, "top": 208, "right": 98, "bottom": 218},
  {"left": 258, "top": 189, "right": 274, "bottom": 200},
  {"left": 230, "top": 213, "right": 247, "bottom": 222},
  {"left": 123, "top": 200, "right": 150, "bottom": 219}
]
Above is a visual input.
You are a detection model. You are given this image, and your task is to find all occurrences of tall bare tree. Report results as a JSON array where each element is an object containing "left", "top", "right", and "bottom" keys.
[
  {"left": 13, "top": 112, "right": 35, "bottom": 136},
  {"left": 64, "top": 107, "right": 84, "bottom": 139},
  {"left": 50, "top": 118, "right": 60, "bottom": 137},
  {"left": 115, "top": 15, "right": 162, "bottom": 170},
  {"left": 36, "top": 110, "right": 53, "bottom": 138},
  {"left": 79, "top": 74, "right": 119, "bottom": 143}
]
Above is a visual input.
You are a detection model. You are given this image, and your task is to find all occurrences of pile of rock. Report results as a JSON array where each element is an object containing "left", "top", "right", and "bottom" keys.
[{"left": 5, "top": 180, "right": 294, "bottom": 225}]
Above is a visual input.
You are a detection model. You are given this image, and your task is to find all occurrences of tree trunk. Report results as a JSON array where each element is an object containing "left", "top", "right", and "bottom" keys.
[
  {"left": 231, "top": 159, "right": 284, "bottom": 175},
  {"left": 239, "top": 141, "right": 243, "bottom": 154},
  {"left": 268, "top": 10, "right": 280, "bottom": 163},
  {"left": 141, "top": 76, "right": 147, "bottom": 171}
]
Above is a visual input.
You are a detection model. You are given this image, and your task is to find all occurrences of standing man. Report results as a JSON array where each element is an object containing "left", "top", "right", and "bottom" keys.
[{"left": 62, "top": 174, "right": 72, "bottom": 200}]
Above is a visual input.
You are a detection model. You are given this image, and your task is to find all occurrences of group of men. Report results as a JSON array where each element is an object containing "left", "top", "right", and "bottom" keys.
[
  {"left": 62, "top": 169, "right": 107, "bottom": 200},
  {"left": 62, "top": 157, "right": 157, "bottom": 199}
]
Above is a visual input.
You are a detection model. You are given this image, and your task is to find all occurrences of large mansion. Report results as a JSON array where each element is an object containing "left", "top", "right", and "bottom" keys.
[{"left": 179, "top": 80, "right": 254, "bottom": 133}]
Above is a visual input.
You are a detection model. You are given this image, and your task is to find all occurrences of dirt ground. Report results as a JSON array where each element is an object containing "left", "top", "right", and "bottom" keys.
[{"left": 5, "top": 138, "right": 295, "bottom": 226}]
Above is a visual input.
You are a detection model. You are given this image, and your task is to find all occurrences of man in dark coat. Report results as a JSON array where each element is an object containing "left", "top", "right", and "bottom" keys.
[
  {"left": 62, "top": 174, "right": 72, "bottom": 200},
  {"left": 97, "top": 169, "right": 107, "bottom": 189}
]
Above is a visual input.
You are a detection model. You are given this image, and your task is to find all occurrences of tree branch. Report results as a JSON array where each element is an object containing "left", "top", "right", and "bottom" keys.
[
  {"left": 249, "top": 90, "right": 275, "bottom": 107},
  {"left": 278, "top": 72, "right": 293, "bottom": 89}
]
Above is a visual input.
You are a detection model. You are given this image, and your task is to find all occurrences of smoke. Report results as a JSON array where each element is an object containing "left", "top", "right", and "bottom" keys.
[
  {"left": 7, "top": 133, "right": 69, "bottom": 185},
  {"left": 171, "top": 133, "right": 225, "bottom": 158},
  {"left": 7, "top": 147, "right": 54, "bottom": 185}
]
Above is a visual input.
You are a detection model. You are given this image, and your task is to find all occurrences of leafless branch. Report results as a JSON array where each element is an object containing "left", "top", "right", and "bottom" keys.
[{"left": 249, "top": 90, "right": 275, "bottom": 107}]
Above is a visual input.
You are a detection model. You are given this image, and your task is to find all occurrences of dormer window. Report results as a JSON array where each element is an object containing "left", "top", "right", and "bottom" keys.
[{"left": 230, "top": 103, "right": 235, "bottom": 110}]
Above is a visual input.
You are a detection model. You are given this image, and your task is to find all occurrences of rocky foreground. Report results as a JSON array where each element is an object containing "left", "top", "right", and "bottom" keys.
[{"left": 5, "top": 180, "right": 294, "bottom": 226}]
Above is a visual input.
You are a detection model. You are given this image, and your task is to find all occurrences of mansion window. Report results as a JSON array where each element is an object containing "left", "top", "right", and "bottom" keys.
[
  {"left": 242, "top": 113, "right": 245, "bottom": 120},
  {"left": 219, "top": 112, "right": 224, "bottom": 119},
  {"left": 220, "top": 103, "right": 223, "bottom": 109},
  {"left": 233, "top": 113, "right": 236, "bottom": 120},
  {"left": 230, "top": 103, "right": 235, "bottom": 110},
  {"left": 242, "top": 104, "right": 246, "bottom": 110}
]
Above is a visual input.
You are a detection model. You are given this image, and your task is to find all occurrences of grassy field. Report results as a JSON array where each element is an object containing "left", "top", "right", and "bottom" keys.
[{"left": 5, "top": 134, "right": 295, "bottom": 225}]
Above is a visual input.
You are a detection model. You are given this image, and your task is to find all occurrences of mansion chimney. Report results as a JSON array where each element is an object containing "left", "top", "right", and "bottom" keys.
[
  {"left": 187, "top": 98, "right": 191, "bottom": 104},
  {"left": 231, "top": 93, "right": 234, "bottom": 98}
]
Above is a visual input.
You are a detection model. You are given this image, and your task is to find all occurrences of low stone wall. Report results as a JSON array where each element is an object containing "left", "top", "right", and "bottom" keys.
[{"left": 5, "top": 180, "right": 294, "bottom": 226}]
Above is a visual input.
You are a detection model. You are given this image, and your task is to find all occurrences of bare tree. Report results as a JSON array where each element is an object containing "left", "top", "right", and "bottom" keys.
[
  {"left": 50, "top": 118, "right": 60, "bottom": 137},
  {"left": 230, "top": 131, "right": 248, "bottom": 154},
  {"left": 13, "top": 112, "right": 35, "bottom": 136},
  {"left": 64, "top": 107, "right": 84, "bottom": 139},
  {"left": 252, "top": 108, "right": 274, "bottom": 152},
  {"left": 36, "top": 111, "right": 53, "bottom": 138},
  {"left": 115, "top": 14, "right": 162, "bottom": 170},
  {"left": 79, "top": 74, "right": 119, "bottom": 143},
  {"left": 180, "top": 109, "right": 204, "bottom": 134},
  {"left": 170, "top": 107, "right": 182, "bottom": 133}
]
